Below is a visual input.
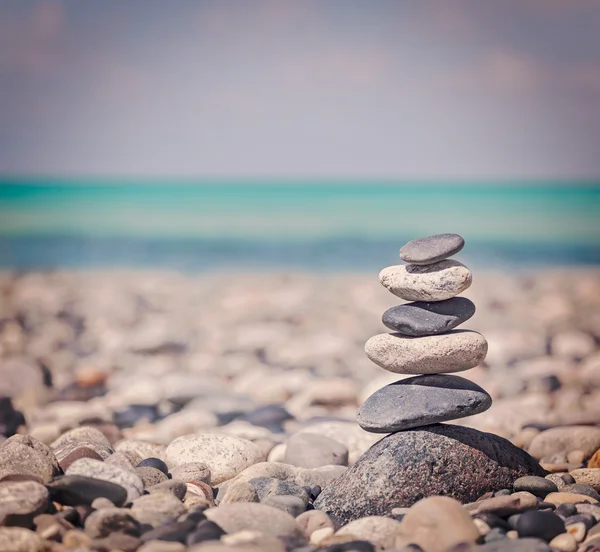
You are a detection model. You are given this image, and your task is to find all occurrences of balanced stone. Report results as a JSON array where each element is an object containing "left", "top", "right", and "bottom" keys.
[
  {"left": 365, "top": 330, "right": 488, "bottom": 374},
  {"left": 380, "top": 260, "right": 472, "bottom": 301},
  {"left": 382, "top": 297, "right": 476, "bottom": 336},
  {"left": 314, "top": 424, "right": 546, "bottom": 523},
  {"left": 399, "top": 233, "right": 465, "bottom": 265},
  {"left": 357, "top": 374, "right": 492, "bottom": 433}
]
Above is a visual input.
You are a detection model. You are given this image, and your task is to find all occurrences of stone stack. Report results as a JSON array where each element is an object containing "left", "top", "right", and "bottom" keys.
[{"left": 357, "top": 233, "right": 492, "bottom": 433}]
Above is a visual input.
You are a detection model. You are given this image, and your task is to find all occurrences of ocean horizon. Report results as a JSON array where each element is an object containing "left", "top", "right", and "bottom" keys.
[{"left": 1, "top": 178, "right": 599, "bottom": 271}]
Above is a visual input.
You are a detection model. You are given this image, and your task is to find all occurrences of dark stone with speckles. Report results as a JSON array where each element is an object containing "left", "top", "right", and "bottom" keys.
[
  {"left": 382, "top": 298, "right": 476, "bottom": 336},
  {"left": 314, "top": 424, "right": 545, "bottom": 523},
  {"left": 357, "top": 374, "right": 491, "bottom": 433}
]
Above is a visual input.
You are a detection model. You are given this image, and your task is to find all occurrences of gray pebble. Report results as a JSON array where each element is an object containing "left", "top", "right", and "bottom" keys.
[
  {"left": 135, "top": 467, "right": 168, "bottom": 489},
  {"left": 284, "top": 433, "right": 348, "bottom": 469},
  {"left": 382, "top": 297, "right": 475, "bottom": 336},
  {"left": 399, "top": 233, "right": 465, "bottom": 265},
  {"left": 358, "top": 374, "right": 492, "bottom": 433},
  {"left": 262, "top": 494, "right": 306, "bottom": 517}
]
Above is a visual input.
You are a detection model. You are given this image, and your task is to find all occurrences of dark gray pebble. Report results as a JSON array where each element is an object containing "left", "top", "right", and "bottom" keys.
[
  {"left": 46, "top": 475, "right": 127, "bottom": 507},
  {"left": 0, "top": 397, "right": 26, "bottom": 437},
  {"left": 140, "top": 519, "right": 196, "bottom": 543},
  {"left": 565, "top": 513, "right": 596, "bottom": 530},
  {"left": 484, "top": 527, "right": 507, "bottom": 542},
  {"left": 357, "top": 374, "right": 492, "bottom": 433},
  {"left": 555, "top": 503, "right": 578, "bottom": 518},
  {"left": 319, "top": 541, "right": 375, "bottom": 552},
  {"left": 186, "top": 520, "right": 225, "bottom": 546},
  {"left": 113, "top": 405, "right": 160, "bottom": 429},
  {"left": 513, "top": 476, "right": 558, "bottom": 497},
  {"left": 516, "top": 510, "right": 565, "bottom": 541},
  {"left": 136, "top": 457, "right": 169, "bottom": 475},
  {"left": 240, "top": 405, "right": 294, "bottom": 430},
  {"left": 382, "top": 297, "right": 475, "bottom": 336},
  {"left": 399, "top": 233, "right": 465, "bottom": 265},
  {"left": 563, "top": 483, "right": 600, "bottom": 501}
]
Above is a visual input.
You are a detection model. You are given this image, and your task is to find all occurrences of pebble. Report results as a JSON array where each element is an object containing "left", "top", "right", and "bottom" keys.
[
  {"left": 513, "top": 476, "right": 558, "bottom": 497},
  {"left": 314, "top": 424, "right": 544, "bottom": 523},
  {"left": 0, "top": 443, "right": 56, "bottom": 483},
  {"left": 84, "top": 507, "right": 141, "bottom": 538},
  {"left": 528, "top": 426, "right": 600, "bottom": 462},
  {"left": 478, "top": 539, "right": 551, "bottom": 552},
  {"left": 516, "top": 510, "right": 565, "bottom": 541},
  {"left": 1, "top": 435, "right": 61, "bottom": 476},
  {"left": 136, "top": 457, "right": 169, "bottom": 475},
  {"left": 296, "top": 509, "right": 336, "bottom": 538},
  {"left": 545, "top": 473, "right": 575, "bottom": 491},
  {"left": 0, "top": 398, "right": 25, "bottom": 438},
  {"left": 165, "top": 433, "right": 264, "bottom": 484},
  {"left": 336, "top": 516, "right": 400, "bottom": 549},
  {"left": 382, "top": 297, "right": 476, "bottom": 336},
  {"left": 65, "top": 458, "right": 144, "bottom": 502},
  {"left": 395, "top": 496, "right": 479, "bottom": 552},
  {"left": 249, "top": 476, "right": 309, "bottom": 505},
  {"left": 204, "top": 502, "right": 305, "bottom": 539},
  {"left": 220, "top": 481, "right": 259, "bottom": 504},
  {"left": 283, "top": 433, "right": 348, "bottom": 468},
  {"left": 570, "top": 468, "right": 600, "bottom": 491},
  {"left": 90, "top": 496, "right": 115, "bottom": 509},
  {"left": 186, "top": 519, "right": 226, "bottom": 546},
  {"left": 565, "top": 522, "right": 587, "bottom": 543},
  {"left": 58, "top": 446, "right": 104, "bottom": 472},
  {"left": 135, "top": 466, "right": 168, "bottom": 488},
  {"left": 52, "top": 438, "right": 113, "bottom": 465},
  {"left": 0, "top": 527, "right": 43, "bottom": 552},
  {"left": 130, "top": 492, "right": 186, "bottom": 527},
  {"left": 364, "top": 331, "right": 488, "bottom": 374},
  {"left": 295, "top": 465, "right": 348, "bottom": 488},
  {"left": 544, "top": 492, "right": 598, "bottom": 506},
  {"left": 466, "top": 493, "right": 538, "bottom": 517},
  {"left": 46, "top": 475, "right": 128, "bottom": 507},
  {"left": 169, "top": 462, "right": 212, "bottom": 484},
  {"left": 0, "top": 480, "right": 49, "bottom": 526},
  {"left": 548, "top": 532, "right": 577, "bottom": 552},
  {"left": 379, "top": 260, "right": 472, "bottom": 301},
  {"left": 399, "top": 233, "right": 465, "bottom": 265},
  {"left": 91, "top": 532, "right": 141, "bottom": 552},
  {"left": 357, "top": 374, "right": 492, "bottom": 432},
  {"left": 114, "top": 440, "right": 167, "bottom": 465},
  {"left": 139, "top": 542, "right": 186, "bottom": 552}
]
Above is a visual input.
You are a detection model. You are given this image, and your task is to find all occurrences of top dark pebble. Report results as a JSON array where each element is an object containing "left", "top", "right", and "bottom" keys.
[{"left": 399, "top": 233, "right": 465, "bottom": 265}]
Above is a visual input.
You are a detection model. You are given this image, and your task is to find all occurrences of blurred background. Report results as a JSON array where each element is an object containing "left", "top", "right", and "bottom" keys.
[{"left": 0, "top": 1, "right": 599, "bottom": 443}]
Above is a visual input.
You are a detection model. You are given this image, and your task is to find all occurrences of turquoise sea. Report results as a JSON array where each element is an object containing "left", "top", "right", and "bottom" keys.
[{"left": 0, "top": 179, "right": 599, "bottom": 271}]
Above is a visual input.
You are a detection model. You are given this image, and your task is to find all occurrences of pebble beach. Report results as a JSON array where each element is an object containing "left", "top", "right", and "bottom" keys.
[{"left": 1, "top": 259, "right": 600, "bottom": 551}]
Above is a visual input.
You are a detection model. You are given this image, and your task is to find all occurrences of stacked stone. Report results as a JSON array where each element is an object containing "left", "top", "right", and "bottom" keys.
[{"left": 357, "top": 233, "right": 491, "bottom": 433}]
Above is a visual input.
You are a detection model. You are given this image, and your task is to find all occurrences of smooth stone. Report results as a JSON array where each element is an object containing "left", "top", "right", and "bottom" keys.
[
  {"left": 91, "top": 532, "right": 141, "bottom": 552},
  {"left": 239, "top": 405, "right": 294, "bottom": 429},
  {"left": 295, "top": 465, "right": 347, "bottom": 488},
  {"left": 549, "top": 533, "right": 577, "bottom": 552},
  {"left": 565, "top": 513, "right": 595, "bottom": 530},
  {"left": 220, "top": 481, "right": 259, "bottom": 504},
  {"left": 336, "top": 516, "right": 400, "bottom": 550},
  {"left": 46, "top": 475, "right": 127, "bottom": 507},
  {"left": 169, "top": 462, "right": 212, "bottom": 484},
  {"left": 114, "top": 404, "right": 160, "bottom": 428},
  {"left": 262, "top": 494, "right": 306, "bottom": 517},
  {"left": 528, "top": 426, "right": 600, "bottom": 462},
  {"left": 139, "top": 541, "right": 186, "bottom": 552},
  {"left": 296, "top": 509, "right": 336, "bottom": 538},
  {"left": 65, "top": 458, "right": 144, "bottom": 502},
  {"left": 565, "top": 521, "right": 587, "bottom": 542},
  {"left": 570, "top": 468, "right": 600, "bottom": 491},
  {"left": 357, "top": 374, "right": 492, "bottom": 433},
  {"left": 477, "top": 538, "right": 551, "bottom": 552},
  {"left": 52, "top": 439, "right": 113, "bottom": 465},
  {"left": 513, "top": 476, "right": 558, "bottom": 497},
  {"left": 574, "top": 502, "right": 600, "bottom": 520},
  {"left": 130, "top": 493, "right": 186, "bottom": 527},
  {"left": 379, "top": 260, "right": 472, "bottom": 302},
  {"left": 104, "top": 451, "right": 135, "bottom": 471},
  {"left": 382, "top": 297, "right": 475, "bottom": 336},
  {"left": 135, "top": 466, "right": 168, "bottom": 488},
  {"left": 545, "top": 492, "right": 598, "bottom": 505},
  {"left": 165, "top": 434, "right": 264, "bottom": 484},
  {"left": 364, "top": 331, "right": 488, "bottom": 375},
  {"left": 91, "top": 497, "right": 115, "bottom": 509},
  {"left": 0, "top": 443, "right": 56, "bottom": 483},
  {"left": 399, "top": 233, "right": 465, "bottom": 265},
  {"left": 395, "top": 496, "right": 479, "bottom": 552},
  {"left": 136, "top": 457, "right": 169, "bottom": 475},
  {"left": 0, "top": 481, "right": 49, "bottom": 526},
  {"left": 0, "top": 527, "right": 43, "bottom": 552},
  {"left": 466, "top": 493, "right": 538, "bottom": 516},
  {"left": 284, "top": 433, "right": 348, "bottom": 468},
  {"left": 139, "top": 519, "right": 196, "bottom": 543},
  {"left": 314, "top": 424, "right": 545, "bottom": 523},
  {"left": 516, "top": 510, "right": 565, "bottom": 541},
  {"left": 84, "top": 507, "right": 141, "bottom": 538},
  {"left": 545, "top": 473, "right": 575, "bottom": 491},
  {"left": 204, "top": 502, "right": 305, "bottom": 539}
]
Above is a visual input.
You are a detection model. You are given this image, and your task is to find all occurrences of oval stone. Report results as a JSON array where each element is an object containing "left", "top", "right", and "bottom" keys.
[
  {"left": 357, "top": 374, "right": 492, "bottom": 433},
  {"left": 382, "top": 297, "right": 476, "bottom": 336},
  {"left": 314, "top": 424, "right": 546, "bottom": 523},
  {"left": 399, "top": 233, "right": 465, "bottom": 265},
  {"left": 365, "top": 330, "right": 488, "bottom": 374},
  {"left": 380, "top": 260, "right": 472, "bottom": 301}
]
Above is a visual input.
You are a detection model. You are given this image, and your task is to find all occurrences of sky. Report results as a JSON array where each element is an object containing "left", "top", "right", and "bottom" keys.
[{"left": 0, "top": 0, "right": 599, "bottom": 179}]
